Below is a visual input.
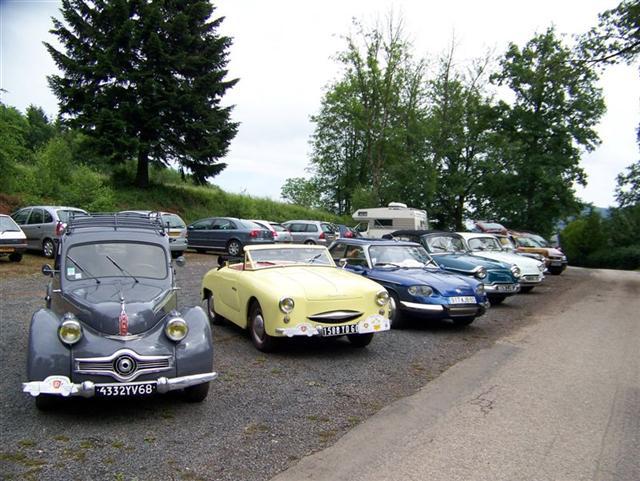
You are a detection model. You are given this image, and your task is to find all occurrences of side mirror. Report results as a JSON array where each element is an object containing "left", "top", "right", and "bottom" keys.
[
  {"left": 42, "top": 264, "right": 55, "bottom": 277},
  {"left": 174, "top": 256, "right": 186, "bottom": 267}
]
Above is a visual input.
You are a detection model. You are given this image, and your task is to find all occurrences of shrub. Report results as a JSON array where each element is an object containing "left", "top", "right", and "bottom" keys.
[{"left": 586, "top": 245, "right": 640, "bottom": 270}]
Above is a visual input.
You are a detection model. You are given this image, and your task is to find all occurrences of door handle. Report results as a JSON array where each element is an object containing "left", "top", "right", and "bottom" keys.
[{"left": 231, "top": 287, "right": 237, "bottom": 292}]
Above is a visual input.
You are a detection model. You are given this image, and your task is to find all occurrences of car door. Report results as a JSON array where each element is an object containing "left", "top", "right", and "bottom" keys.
[
  {"left": 287, "top": 223, "right": 306, "bottom": 244},
  {"left": 321, "top": 223, "right": 337, "bottom": 244},
  {"left": 187, "top": 219, "right": 214, "bottom": 248},
  {"left": 11, "top": 208, "right": 32, "bottom": 246},
  {"left": 25, "top": 208, "right": 45, "bottom": 249},
  {"left": 211, "top": 218, "right": 237, "bottom": 250}
]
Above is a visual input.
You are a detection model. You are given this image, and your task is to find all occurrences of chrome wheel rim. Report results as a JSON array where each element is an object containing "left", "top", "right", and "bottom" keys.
[
  {"left": 253, "top": 312, "right": 266, "bottom": 341},
  {"left": 43, "top": 240, "right": 54, "bottom": 258},
  {"left": 228, "top": 242, "right": 240, "bottom": 256},
  {"left": 388, "top": 296, "right": 397, "bottom": 325}
]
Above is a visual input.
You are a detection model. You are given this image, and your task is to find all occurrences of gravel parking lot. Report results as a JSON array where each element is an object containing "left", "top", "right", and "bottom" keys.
[{"left": 0, "top": 253, "right": 583, "bottom": 481}]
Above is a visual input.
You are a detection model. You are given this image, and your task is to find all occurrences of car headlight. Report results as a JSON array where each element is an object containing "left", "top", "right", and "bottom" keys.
[
  {"left": 537, "top": 262, "right": 545, "bottom": 273},
  {"left": 58, "top": 316, "right": 83, "bottom": 345},
  {"left": 476, "top": 284, "right": 485, "bottom": 296},
  {"left": 165, "top": 317, "right": 189, "bottom": 341},
  {"left": 376, "top": 290, "right": 390, "bottom": 306},
  {"left": 562, "top": 255, "right": 567, "bottom": 261},
  {"left": 407, "top": 285, "right": 433, "bottom": 297},
  {"left": 510, "top": 265, "right": 521, "bottom": 279},
  {"left": 473, "top": 266, "right": 487, "bottom": 279},
  {"left": 279, "top": 297, "right": 295, "bottom": 313}
]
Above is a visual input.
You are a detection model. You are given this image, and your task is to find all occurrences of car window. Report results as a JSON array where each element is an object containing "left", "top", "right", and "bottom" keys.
[
  {"left": 320, "top": 223, "right": 334, "bottom": 233},
  {"left": 28, "top": 208, "right": 44, "bottom": 224},
  {"left": 66, "top": 242, "right": 168, "bottom": 280},
  {"left": 306, "top": 224, "right": 318, "bottom": 232},
  {"left": 190, "top": 219, "right": 213, "bottom": 230},
  {"left": 160, "top": 214, "right": 186, "bottom": 229},
  {"left": 247, "top": 247, "right": 334, "bottom": 269},
  {"left": 369, "top": 245, "right": 433, "bottom": 267},
  {"left": 270, "top": 223, "right": 286, "bottom": 232},
  {"left": 344, "top": 245, "right": 367, "bottom": 267},
  {"left": 57, "top": 209, "right": 86, "bottom": 223},
  {"left": 43, "top": 210, "right": 54, "bottom": 223},
  {"left": 214, "top": 219, "right": 236, "bottom": 230},
  {"left": 0, "top": 216, "right": 22, "bottom": 232},
  {"left": 468, "top": 237, "right": 502, "bottom": 251},
  {"left": 11, "top": 209, "right": 31, "bottom": 225},
  {"left": 288, "top": 223, "right": 306, "bottom": 233},
  {"left": 329, "top": 243, "right": 347, "bottom": 259}
]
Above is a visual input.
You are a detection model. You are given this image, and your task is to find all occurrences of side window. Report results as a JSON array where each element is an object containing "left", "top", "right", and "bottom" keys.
[
  {"left": 191, "top": 220, "right": 212, "bottom": 230},
  {"left": 306, "top": 224, "right": 319, "bottom": 232},
  {"left": 320, "top": 223, "right": 334, "bottom": 233},
  {"left": 28, "top": 208, "right": 44, "bottom": 224},
  {"left": 329, "top": 243, "right": 347, "bottom": 260},
  {"left": 345, "top": 246, "right": 367, "bottom": 267},
  {"left": 11, "top": 209, "right": 31, "bottom": 225},
  {"left": 215, "top": 219, "right": 235, "bottom": 230},
  {"left": 289, "top": 223, "right": 305, "bottom": 233},
  {"left": 43, "top": 210, "right": 53, "bottom": 223}
]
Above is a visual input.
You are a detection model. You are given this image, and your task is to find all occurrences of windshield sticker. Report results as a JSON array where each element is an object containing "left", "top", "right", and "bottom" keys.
[
  {"left": 67, "top": 267, "right": 76, "bottom": 276},
  {"left": 75, "top": 273, "right": 83, "bottom": 279}
]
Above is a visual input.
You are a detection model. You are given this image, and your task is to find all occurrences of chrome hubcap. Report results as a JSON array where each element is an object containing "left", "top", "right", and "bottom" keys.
[
  {"left": 253, "top": 313, "right": 265, "bottom": 340},
  {"left": 43, "top": 240, "right": 53, "bottom": 257},
  {"left": 229, "top": 242, "right": 240, "bottom": 255}
]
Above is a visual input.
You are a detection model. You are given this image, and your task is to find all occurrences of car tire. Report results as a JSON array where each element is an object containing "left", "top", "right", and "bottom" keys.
[
  {"left": 183, "top": 382, "right": 209, "bottom": 402},
  {"left": 452, "top": 316, "right": 475, "bottom": 326},
  {"left": 347, "top": 332, "right": 374, "bottom": 347},
  {"left": 171, "top": 251, "right": 185, "bottom": 259},
  {"left": 388, "top": 292, "right": 405, "bottom": 329},
  {"left": 248, "top": 301, "right": 277, "bottom": 352},
  {"left": 227, "top": 239, "right": 242, "bottom": 256},
  {"left": 204, "top": 292, "right": 223, "bottom": 325},
  {"left": 549, "top": 267, "right": 563, "bottom": 275},
  {"left": 43, "top": 238, "right": 55, "bottom": 258},
  {"left": 520, "top": 286, "right": 534, "bottom": 293},
  {"left": 35, "top": 394, "right": 58, "bottom": 411},
  {"left": 304, "top": 240, "right": 316, "bottom": 245},
  {"left": 488, "top": 295, "right": 506, "bottom": 305},
  {"left": 8, "top": 253, "right": 22, "bottom": 262}
]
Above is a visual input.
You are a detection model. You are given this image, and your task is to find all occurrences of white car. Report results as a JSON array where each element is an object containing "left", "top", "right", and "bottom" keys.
[
  {"left": 457, "top": 232, "right": 545, "bottom": 292},
  {"left": 0, "top": 214, "right": 28, "bottom": 262}
]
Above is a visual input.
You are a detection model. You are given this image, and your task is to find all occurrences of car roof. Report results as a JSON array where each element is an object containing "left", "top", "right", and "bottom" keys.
[
  {"left": 16, "top": 205, "right": 87, "bottom": 211},
  {"left": 333, "top": 238, "right": 422, "bottom": 248},
  {"left": 390, "top": 229, "right": 457, "bottom": 237}
]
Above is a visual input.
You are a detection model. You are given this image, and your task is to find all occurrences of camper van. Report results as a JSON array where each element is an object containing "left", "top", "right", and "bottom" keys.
[{"left": 352, "top": 202, "right": 429, "bottom": 238}]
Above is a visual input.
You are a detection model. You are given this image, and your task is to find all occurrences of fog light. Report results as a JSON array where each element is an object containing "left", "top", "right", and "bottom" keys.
[
  {"left": 58, "top": 317, "right": 83, "bottom": 345},
  {"left": 165, "top": 318, "right": 188, "bottom": 341}
]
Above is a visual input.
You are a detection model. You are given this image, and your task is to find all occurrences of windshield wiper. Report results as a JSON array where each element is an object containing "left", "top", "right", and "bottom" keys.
[
  {"left": 374, "top": 262, "right": 401, "bottom": 268},
  {"left": 305, "top": 253, "right": 324, "bottom": 264},
  {"left": 66, "top": 255, "right": 100, "bottom": 284},
  {"left": 106, "top": 255, "right": 139, "bottom": 283}
]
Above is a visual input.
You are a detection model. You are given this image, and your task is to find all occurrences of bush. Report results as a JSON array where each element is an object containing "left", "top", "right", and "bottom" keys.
[{"left": 585, "top": 245, "right": 640, "bottom": 270}]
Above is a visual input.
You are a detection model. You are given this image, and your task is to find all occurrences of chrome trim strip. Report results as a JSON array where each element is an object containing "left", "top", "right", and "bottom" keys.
[
  {"left": 307, "top": 310, "right": 363, "bottom": 321},
  {"left": 75, "top": 348, "right": 172, "bottom": 382},
  {"left": 400, "top": 301, "right": 444, "bottom": 311}
]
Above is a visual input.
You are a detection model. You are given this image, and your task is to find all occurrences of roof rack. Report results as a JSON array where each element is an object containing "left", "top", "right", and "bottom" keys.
[{"left": 66, "top": 212, "right": 166, "bottom": 234}]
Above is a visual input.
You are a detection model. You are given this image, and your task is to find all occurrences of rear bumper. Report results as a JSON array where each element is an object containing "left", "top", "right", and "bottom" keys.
[
  {"left": 168, "top": 237, "right": 187, "bottom": 252},
  {"left": 0, "top": 242, "right": 27, "bottom": 254},
  {"left": 23, "top": 372, "right": 217, "bottom": 398}
]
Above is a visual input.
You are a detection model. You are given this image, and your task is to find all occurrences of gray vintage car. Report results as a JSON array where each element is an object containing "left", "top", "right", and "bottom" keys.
[{"left": 22, "top": 213, "right": 217, "bottom": 410}]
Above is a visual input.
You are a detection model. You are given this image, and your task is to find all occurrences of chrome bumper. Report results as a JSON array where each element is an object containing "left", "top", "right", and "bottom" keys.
[{"left": 22, "top": 372, "right": 217, "bottom": 398}]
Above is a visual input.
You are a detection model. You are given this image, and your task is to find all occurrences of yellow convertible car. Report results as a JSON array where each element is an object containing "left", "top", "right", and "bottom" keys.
[{"left": 201, "top": 245, "right": 391, "bottom": 351}]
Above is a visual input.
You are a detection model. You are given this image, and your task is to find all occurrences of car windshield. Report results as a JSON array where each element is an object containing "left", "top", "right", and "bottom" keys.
[
  {"left": 65, "top": 242, "right": 168, "bottom": 281},
  {"left": 369, "top": 245, "right": 436, "bottom": 268},
  {"left": 468, "top": 237, "right": 503, "bottom": 252},
  {"left": 0, "top": 216, "right": 21, "bottom": 232},
  {"left": 271, "top": 223, "right": 287, "bottom": 232},
  {"left": 161, "top": 213, "right": 186, "bottom": 229},
  {"left": 516, "top": 237, "right": 540, "bottom": 248},
  {"left": 246, "top": 247, "right": 334, "bottom": 269},
  {"left": 528, "top": 235, "right": 549, "bottom": 247},
  {"left": 426, "top": 235, "right": 466, "bottom": 253}
]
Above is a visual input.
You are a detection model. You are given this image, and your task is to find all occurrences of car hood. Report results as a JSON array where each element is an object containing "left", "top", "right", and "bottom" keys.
[
  {"left": 65, "top": 281, "right": 173, "bottom": 335},
  {"left": 252, "top": 266, "right": 375, "bottom": 300},
  {"left": 367, "top": 267, "right": 479, "bottom": 296},
  {"left": 471, "top": 251, "right": 543, "bottom": 275},
  {"left": 432, "top": 253, "right": 508, "bottom": 272}
]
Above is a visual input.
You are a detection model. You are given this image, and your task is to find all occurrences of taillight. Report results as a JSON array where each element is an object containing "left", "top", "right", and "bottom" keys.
[
  {"left": 271, "top": 231, "right": 277, "bottom": 239},
  {"left": 55, "top": 221, "right": 66, "bottom": 236},
  {"left": 249, "top": 230, "right": 259, "bottom": 238},
  {"left": 346, "top": 230, "right": 353, "bottom": 238},
  {"left": 319, "top": 232, "right": 325, "bottom": 240}
]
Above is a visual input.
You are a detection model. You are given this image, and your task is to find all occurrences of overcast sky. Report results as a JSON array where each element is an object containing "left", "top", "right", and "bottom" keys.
[{"left": 1, "top": 0, "right": 638, "bottom": 208}]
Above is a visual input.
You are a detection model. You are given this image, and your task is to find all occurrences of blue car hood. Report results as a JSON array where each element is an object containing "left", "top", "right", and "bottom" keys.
[
  {"left": 432, "top": 253, "right": 507, "bottom": 272},
  {"left": 366, "top": 267, "right": 479, "bottom": 296}
]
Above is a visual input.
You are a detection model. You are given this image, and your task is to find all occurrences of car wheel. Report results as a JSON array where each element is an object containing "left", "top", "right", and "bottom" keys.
[
  {"left": 183, "top": 382, "right": 209, "bottom": 402},
  {"left": 204, "top": 292, "right": 223, "bottom": 325},
  {"left": 452, "top": 316, "right": 475, "bottom": 326},
  {"left": 171, "top": 251, "right": 184, "bottom": 259},
  {"left": 43, "top": 238, "right": 55, "bottom": 258},
  {"left": 248, "top": 301, "right": 277, "bottom": 352},
  {"left": 35, "top": 394, "right": 58, "bottom": 411},
  {"left": 488, "top": 295, "right": 506, "bottom": 305},
  {"left": 8, "top": 253, "right": 22, "bottom": 262},
  {"left": 520, "top": 286, "right": 534, "bottom": 293},
  {"left": 347, "top": 332, "right": 374, "bottom": 347},
  {"left": 304, "top": 240, "right": 316, "bottom": 245},
  {"left": 227, "top": 239, "right": 242, "bottom": 256},
  {"left": 549, "top": 267, "right": 563, "bottom": 275},
  {"left": 388, "top": 292, "right": 405, "bottom": 329}
]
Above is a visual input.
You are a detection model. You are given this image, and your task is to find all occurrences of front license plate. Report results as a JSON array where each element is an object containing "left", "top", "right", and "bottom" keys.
[
  {"left": 449, "top": 296, "right": 476, "bottom": 304},
  {"left": 0, "top": 247, "right": 14, "bottom": 252},
  {"left": 496, "top": 284, "right": 517, "bottom": 292},
  {"left": 320, "top": 324, "right": 358, "bottom": 337},
  {"left": 95, "top": 382, "right": 156, "bottom": 397}
]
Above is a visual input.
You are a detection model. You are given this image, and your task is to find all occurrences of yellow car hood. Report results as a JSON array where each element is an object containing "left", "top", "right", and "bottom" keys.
[{"left": 252, "top": 266, "right": 367, "bottom": 301}]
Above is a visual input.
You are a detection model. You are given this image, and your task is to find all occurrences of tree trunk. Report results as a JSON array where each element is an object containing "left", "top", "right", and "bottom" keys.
[{"left": 135, "top": 147, "right": 150, "bottom": 188}]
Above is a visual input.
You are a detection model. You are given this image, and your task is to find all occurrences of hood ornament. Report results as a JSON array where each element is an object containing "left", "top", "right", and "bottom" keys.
[{"left": 118, "top": 294, "right": 129, "bottom": 336}]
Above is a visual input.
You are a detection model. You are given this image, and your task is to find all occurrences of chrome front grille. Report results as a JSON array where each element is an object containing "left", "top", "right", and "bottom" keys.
[
  {"left": 307, "top": 310, "right": 363, "bottom": 324},
  {"left": 75, "top": 349, "right": 172, "bottom": 382}
]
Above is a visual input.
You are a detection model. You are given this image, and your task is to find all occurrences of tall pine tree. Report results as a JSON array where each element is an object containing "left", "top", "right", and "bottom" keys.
[{"left": 47, "top": 0, "right": 238, "bottom": 187}]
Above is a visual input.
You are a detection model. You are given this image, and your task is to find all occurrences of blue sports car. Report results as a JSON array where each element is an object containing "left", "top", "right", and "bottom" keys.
[
  {"left": 386, "top": 230, "right": 521, "bottom": 304},
  {"left": 328, "top": 239, "right": 489, "bottom": 327}
]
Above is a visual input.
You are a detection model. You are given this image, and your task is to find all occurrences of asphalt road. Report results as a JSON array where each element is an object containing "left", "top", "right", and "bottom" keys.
[
  {"left": 0, "top": 253, "right": 584, "bottom": 481},
  {"left": 271, "top": 268, "right": 640, "bottom": 481}
]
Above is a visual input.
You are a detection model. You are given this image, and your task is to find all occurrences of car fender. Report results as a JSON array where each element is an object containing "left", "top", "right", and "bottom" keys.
[
  {"left": 174, "top": 306, "right": 213, "bottom": 377},
  {"left": 26, "top": 308, "right": 70, "bottom": 381}
]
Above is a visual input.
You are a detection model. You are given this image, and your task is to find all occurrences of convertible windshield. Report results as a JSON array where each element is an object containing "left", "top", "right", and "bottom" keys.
[
  {"left": 467, "top": 237, "right": 503, "bottom": 252},
  {"left": 369, "top": 245, "right": 435, "bottom": 268},
  {"left": 65, "top": 242, "right": 167, "bottom": 281},
  {"left": 426, "top": 235, "right": 466, "bottom": 253},
  {"left": 247, "top": 247, "right": 334, "bottom": 269}
]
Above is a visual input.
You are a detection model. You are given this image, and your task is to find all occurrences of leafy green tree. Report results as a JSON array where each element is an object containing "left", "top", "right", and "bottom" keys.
[
  {"left": 47, "top": 0, "right": 238, "bottom": 187},
  {"left": 280, "top": 177, "right": 322, "bottom": 210},
  {"left": 0, "top": 103, "right": 31, "bottom": 191},
  {"left": 615, "top": 160, "right": 640, "bottom": 207},
  {"left": 486, "top": 28, "right": 606, "bottom": 236},
  {"left": 25, "top": 105, "right": 56, "bottom": 152}
]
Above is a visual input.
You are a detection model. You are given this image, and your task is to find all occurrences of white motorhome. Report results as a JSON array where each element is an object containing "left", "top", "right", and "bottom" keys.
[{"left": 352, "top": 202, "right": 429, "bottom": 238}]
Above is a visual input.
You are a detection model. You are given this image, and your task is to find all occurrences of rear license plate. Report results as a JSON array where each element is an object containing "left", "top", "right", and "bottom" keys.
[
  {"left": 95, "top": 382, "right": 156, "bottom": 397},
  {"left": 320, "top": 324, "right": 358, "bottom": 337},
  {"left": 0, "top": 247, "right": 14, "bottom": 252},
  {"left": 449, "top": 296, "right": 476, "bottom": 304}
]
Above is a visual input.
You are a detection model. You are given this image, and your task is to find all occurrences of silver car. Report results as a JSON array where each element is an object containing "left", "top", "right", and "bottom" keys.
[
  {"left": 250, "top": 220, "right": 293, "bottom": 243},
  {"left": 120, "top": 210, "right": 188, "bottom": 258},
  {"left": 282, "top": 220, "right": 337, "bottom": 246},
  {"left": 11, "top": 205, "right": 87, "bottom": 258}
]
